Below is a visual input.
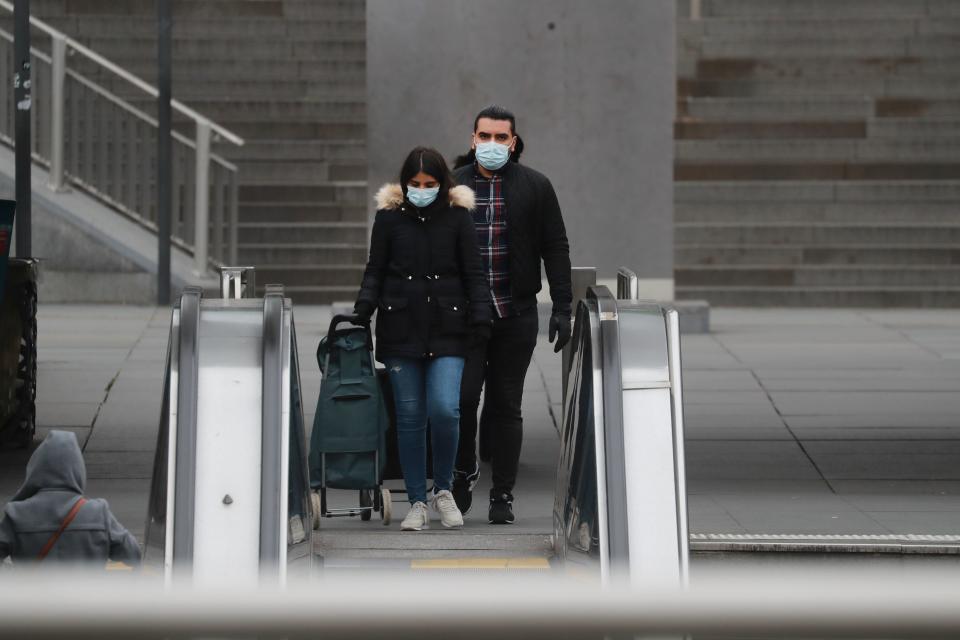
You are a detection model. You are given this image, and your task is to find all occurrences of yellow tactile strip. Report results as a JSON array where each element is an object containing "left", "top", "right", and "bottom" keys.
[{"left": 410, "top": 557, "right": 551, "bottom": 570}]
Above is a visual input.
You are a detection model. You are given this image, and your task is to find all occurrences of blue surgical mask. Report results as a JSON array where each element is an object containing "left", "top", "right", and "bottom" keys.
[
  {"left": 475, "top": 141, "right": 511, "bottom": 171},
  {"left": 406, "top": 185, "right": 440, "bottom": 208}
]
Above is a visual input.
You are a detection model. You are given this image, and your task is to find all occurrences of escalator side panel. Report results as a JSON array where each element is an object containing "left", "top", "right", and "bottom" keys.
[{"left": 192, "top": 307, "right": 263, "bottom": 586}]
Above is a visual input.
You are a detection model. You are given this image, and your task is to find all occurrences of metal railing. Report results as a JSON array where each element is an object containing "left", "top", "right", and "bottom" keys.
[{"left": 0, "top": 2, "right": 243, "bottom": 271}]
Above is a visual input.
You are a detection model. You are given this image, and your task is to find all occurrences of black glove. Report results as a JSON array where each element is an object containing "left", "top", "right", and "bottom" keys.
[
  {"left": 548, "top": 312, "right": 571, "bottom": 353},
  {"left": 353, "top": 300, "right": 375, "bottom": 325},
  {"left": 470, "top": 323, "right": 492, "bottom": 351}
]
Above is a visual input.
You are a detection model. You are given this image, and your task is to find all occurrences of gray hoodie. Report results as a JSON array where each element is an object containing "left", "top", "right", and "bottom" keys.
[{"left": 0, "top": 430, "right": 141, "bottom": 565}]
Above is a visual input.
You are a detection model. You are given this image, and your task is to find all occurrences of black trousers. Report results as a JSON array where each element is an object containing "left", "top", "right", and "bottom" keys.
[{"left": 457, "top": 306, "right": 539, "bottom": 494}]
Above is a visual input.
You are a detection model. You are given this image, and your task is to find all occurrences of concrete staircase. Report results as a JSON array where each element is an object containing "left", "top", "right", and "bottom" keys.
[
  {"left": 675, "top": 0, "right": 960, "bottom": 306},
  {"left": 28, "top": 0, "right": 368, "bottom": 303}
]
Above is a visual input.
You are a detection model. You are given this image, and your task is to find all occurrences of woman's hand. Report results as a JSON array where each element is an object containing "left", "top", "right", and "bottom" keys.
[{"left": 353, "top": 300, "right": 375, "bottom": 325}]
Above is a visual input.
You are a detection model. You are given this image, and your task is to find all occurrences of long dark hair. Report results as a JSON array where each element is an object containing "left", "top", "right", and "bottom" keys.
[
  {"left": 399, "top": 147, "right": 456, "bottom": 205},
  {"left": 453, "top": 104, "right": 525, "bottom": 169}
]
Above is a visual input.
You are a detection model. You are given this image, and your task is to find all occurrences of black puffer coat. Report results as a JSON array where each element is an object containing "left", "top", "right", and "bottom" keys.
[{"left": 355, "top": 183, "right": 492, "bottom": 362}]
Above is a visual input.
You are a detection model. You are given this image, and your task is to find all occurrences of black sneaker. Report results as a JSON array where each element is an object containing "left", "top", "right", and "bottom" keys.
[
  {"left": 488, "top": 491, "right": 515, "bottom": 525},
  {"left": 452, "top": 462, "right": 480, "bottom": 514}
]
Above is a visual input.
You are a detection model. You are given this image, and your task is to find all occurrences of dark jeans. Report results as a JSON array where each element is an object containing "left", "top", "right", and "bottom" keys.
[{"left": 457, "top": 306, "right": 539, "bottom": 494}]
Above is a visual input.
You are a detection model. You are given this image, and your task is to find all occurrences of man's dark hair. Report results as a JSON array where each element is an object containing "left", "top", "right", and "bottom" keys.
[
  {"left": 399, "top": 146, "right": 456, "bottom": 203},
  {"left": 453, "top": 104, "right": 525, "bottom": 169}
]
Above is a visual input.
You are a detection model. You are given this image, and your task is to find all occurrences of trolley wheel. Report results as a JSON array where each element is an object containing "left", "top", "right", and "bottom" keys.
[
  {"left": 359, "top": 489, "right": 373, "bottom": 521},
  {"left": 381, "top": 488, "right": 392, "bottom": 526},
  {"left": 310, "top": 492, "right": 322, "bottom": 530}
]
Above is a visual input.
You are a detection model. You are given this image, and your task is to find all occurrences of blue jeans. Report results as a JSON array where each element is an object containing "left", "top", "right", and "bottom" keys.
[{"left": 383, "top": 356, "right": 464, "bottom": 505}]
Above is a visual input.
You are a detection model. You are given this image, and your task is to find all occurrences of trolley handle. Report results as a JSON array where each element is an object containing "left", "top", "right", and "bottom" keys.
[{"left": 327, "top": 314, "right": 373, "bottom": 350}]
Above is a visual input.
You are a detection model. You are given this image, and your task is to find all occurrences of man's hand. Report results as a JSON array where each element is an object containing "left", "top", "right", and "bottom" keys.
[
  {"left": 548, "top": 313, "right": 571, "bottom": 353},
  {"left": 470, "top": 323, "right": 492, "bottom": 352}
]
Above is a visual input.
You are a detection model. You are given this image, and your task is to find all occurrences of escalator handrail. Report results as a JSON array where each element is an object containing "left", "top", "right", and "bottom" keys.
[
  {"left": 586, "top": 285, "right": 631, "bottom": 570},
  {"left": 259, "top": 290, "right": 285, "bottom": 577},
  {"left": 172, "top": 287, "right": 202, "bottom": 572}
]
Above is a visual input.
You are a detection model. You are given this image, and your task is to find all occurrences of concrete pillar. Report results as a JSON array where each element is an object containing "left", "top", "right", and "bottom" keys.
[{"left": 367, "top": 0, "right": 675, "bottom": 299}]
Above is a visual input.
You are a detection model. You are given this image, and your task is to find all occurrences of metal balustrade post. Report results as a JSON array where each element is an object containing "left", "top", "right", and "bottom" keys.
[
  {"left": 616, "top": 266, "right": 639, "bottom": 301},
  {"left": 228, "top": 175, "right": 238, "bottom": 265},
  {"left": 192, "top": 118, "right": 211, "bottom": 275},
  {"left": 48, "top": 33, "right": 66, "bottom": 191}
]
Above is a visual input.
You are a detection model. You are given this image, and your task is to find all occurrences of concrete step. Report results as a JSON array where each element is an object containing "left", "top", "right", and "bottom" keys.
[
  {"left": 20, "top": 15, "right": 365, "bottom": 38},
  {"left": 221, "top": 140, "right": 366, "bottom": 162},
  {"left": 875, "top": 98, "right": 960, "bottom": 118},
  {"left": 701, "top": 0, "right": 948, "bottom": 19},
  {"left": 675, "top": 139, "right": 960, "bottom": 162},
  {"left": 254, "top": 264, "right": 364, "bottom": 288},
  {"left": 223, "top": 121, "right": 366, "bottom": 140},
  {"left": 267, "top": 285, "right": 358, "bottom": 305},
  {"left": 680, "top": 17, "right": 960, "bottom": 39},
  {"left": 682, "top": 96, "right": 872, "bottom": 121},
  {"left": 675, "top": 285, "right": 960, "bottom": 307},
  {"left": 33, "top": 0, "right": 366, "bottom": 19},
  {"left": 33, "top": 0, "right": 285, "bottom": 17},
  {"left": 157, "top": 99, "right": 368, "bottom": 123},
  {"left": 237, "top": 243, "right": 367, "bottom": 266},
  {"left": 676, "top": 265, "right": 960, "bottom": 287},
  {"left": 239, "top": 182, "right": 367, "bottom": 205},
  {"left": 675, "top": 161, "right": 960, "bottom": 181},
  {"left": 676, "top": 223, "right": 960, "bottom": 245},
  {"left": 78, "top": 37, "right": 366, "bottom": 61},
  {"left": 281, "top": 0, "right": 368, "bottom": 19},
  {"left": 675, "top": 244, "right": 960, "bottom": 266},
  {"left": 676, "top": 180, "right": 960, "bottom": 202},
  {"left": 681, "top": 76, "right": 960, "bottom": 100},
  {"left": 239, "top": 202, "right": 368, "bottom": 224},
  {"left": 235, "top": 160, "right": 365, "bottom": 185},
  {"left": 237, "top": 222, "right": 367, "bottom": 244},
  {"left": 868, "top": 118, "right": 960, "bottom": 138},
  {"left": 692, "top": 57, "right": 960, "bottom": 81},
  {"left": 698, "top": 36, "right": 960, "bottom": 59},
  {"left": 675, "top": 201, "right": 960, "bottom": 224},
  {"left": 51, "top": 19, "right": 364, "bottom": 40},
  {"left": 70, "top": 56, "right": 364, "bottom": 83},
  {"left": 675, "top": 120, "right": 867, "bottom": 140}
]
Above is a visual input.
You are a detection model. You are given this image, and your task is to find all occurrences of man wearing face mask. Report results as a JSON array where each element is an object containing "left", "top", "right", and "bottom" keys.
[{"left": 451, "top": 105, "right": 572, "bottom": 524}]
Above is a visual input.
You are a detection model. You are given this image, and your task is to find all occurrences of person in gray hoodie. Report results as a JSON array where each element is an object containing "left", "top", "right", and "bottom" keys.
[{"left": 0, "top": 430, "right": 141, "bottom": 565}]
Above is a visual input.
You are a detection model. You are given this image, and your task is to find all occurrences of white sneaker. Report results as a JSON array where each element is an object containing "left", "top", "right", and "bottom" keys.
[
  {"left": 401, "top": 501, "right": 430, "bottom": 531},
  {"left": 430, "top": 490, "right": 464, "bottom": 529}
]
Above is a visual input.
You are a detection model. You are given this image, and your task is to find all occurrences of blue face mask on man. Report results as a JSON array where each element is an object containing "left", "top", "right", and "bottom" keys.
[
  {"left": 406, "top": 185, "right": 440, "bottom": 208},
  {"left": 475, "top": 141, "right": 511, "bottom": 171}
]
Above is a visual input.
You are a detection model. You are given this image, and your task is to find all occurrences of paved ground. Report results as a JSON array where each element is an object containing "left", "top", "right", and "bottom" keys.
[{"left": 3, "top": 304, "right": 960, "bottom": 557}]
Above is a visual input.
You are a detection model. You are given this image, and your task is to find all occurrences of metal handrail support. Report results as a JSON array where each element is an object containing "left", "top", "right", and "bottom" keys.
[
  {"left": 193, "top": 119, "right": 211, "bottom": 275},
  {"left": 47, "top": 32, "right": 65, "bottom": 191},
  {"left": 616, "top": 266, "right": 639, "bottom": 301}
]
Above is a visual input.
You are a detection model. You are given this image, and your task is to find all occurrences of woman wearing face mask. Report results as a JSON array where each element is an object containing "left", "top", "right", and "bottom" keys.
[{"left": 353, "top": 147, "right": 492, "bottom": 531}]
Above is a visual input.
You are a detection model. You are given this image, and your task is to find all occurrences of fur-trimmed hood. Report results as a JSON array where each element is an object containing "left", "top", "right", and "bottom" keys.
[{"left": 375, "top": 183, "right": 475, "bottom": 211}]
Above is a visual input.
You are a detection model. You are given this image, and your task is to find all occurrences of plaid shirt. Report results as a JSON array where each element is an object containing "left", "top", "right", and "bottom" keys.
[{"left": 473, "top": 168, "right": 515, "bottom": 318}]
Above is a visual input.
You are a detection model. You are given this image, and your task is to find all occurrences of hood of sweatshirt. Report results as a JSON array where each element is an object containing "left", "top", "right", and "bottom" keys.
[{"left": 11, "top": 430, "right": 86, "bottom": 501}]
